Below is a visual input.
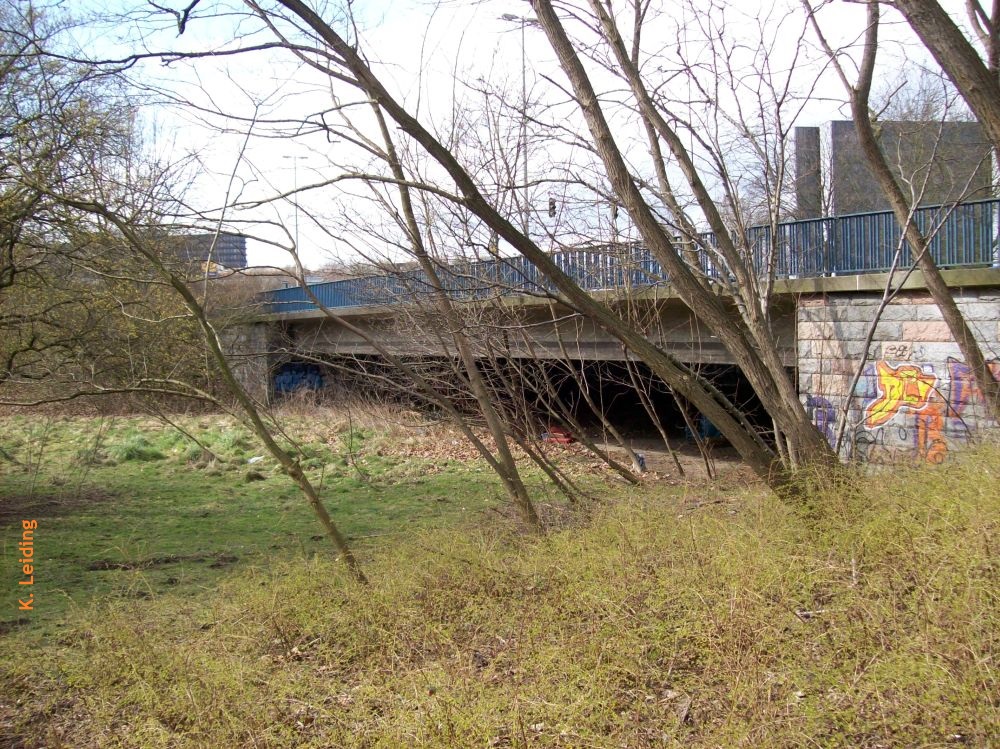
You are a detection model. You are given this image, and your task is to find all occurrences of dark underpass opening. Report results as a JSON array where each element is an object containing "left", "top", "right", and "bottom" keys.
[
  {"left": 535, "top": 360, "right": 772, "bottom": 442},
  {"left": 273, "top": 355, "right": 776, "bottom": 448}
]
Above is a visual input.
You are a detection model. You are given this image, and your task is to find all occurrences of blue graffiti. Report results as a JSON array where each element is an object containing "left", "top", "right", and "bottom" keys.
[
  {"left": 274, "top": 363, "right": 324, "bottom": 395},
  {"left": 806, "top": 394, "right": 836, "bottom": 446}
]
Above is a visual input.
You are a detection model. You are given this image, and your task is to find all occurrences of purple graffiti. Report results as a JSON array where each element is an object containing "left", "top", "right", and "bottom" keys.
[
  {"left": 806, "top": 394, "right": 836, "bottom": 446},
  {"left": 947, "top": 356, "right": 1000, "bottom": 417}
]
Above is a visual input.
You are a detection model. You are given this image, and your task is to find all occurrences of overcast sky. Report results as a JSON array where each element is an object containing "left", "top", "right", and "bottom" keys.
[{"left": 65, "top": 0, "right": 969, "bottom": 269}]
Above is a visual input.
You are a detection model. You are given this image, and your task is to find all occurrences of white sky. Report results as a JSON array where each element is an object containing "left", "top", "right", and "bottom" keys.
[{"left": 63, "top": 0, "right": 976, "bottom": 269}]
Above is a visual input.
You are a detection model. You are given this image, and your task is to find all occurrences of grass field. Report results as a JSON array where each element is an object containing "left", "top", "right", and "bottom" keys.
[
  {"left": 1, "top": 412, "right": 997, "bottom": 747},
  {"left": 0, "top": 411, "right": 562, "bottom": 631}
]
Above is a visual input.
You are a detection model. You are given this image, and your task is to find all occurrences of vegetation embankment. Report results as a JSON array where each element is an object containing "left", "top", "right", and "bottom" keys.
[
  {"left": 0, "top": 409, "right": 589, "bottom": 629},
  {"left": 1, "top": 411, "right": 997, "bottom": 747}
]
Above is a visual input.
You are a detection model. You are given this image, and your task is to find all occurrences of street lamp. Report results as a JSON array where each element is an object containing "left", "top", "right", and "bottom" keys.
[
  {"left": 500, "top": 13, "right": 531, "bottom": 238},
  {"left": 282, "top": 155, "right": 308, "bottom": 250}
]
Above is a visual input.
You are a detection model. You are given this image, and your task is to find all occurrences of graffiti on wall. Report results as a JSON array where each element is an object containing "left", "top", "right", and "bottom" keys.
[
  {"left": 805, "top": 394, "right": 836, "bottom": 446},
  {"left": 836, "top": 356, "right": 1000, "bottom": 464},
  {"left": 881, "top": 342, "right": 925, "bottom": 361},
  {"left": 865, "top": 362, "right": 938, "bottom": 427},
  {"left": 947, "top": 357, "right": 1000, "bottom": 420},
  {"left": 861, "top": 362, "right": 948, "bottom": 463}
]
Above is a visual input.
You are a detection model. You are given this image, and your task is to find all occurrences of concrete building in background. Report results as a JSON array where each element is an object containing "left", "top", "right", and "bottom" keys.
[
  {"left": 177, "top": 232, "right": 248, "bottom": 270},
  {"left": 795, "top": 120, "right": 993, "bottom": 219},
  {"left": 794, "top": 126, "right": 823, "bottom": 219}
]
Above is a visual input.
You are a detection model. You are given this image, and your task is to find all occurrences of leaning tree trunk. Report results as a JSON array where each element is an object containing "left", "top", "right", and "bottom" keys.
[
  {"left": 849, "top": 3, "right": 1000, "bottom": 421},
  {"left": 532, "top": 0, "right": 835, "bottom": 469},
  {"left": 369, "top": 101, "right": 541, "bottom": 528},
  {"left": 66, "top": 201, "right": 367, "bottom": 583},
  {"left": 892, "top": 0, "right": 1000, "bottom": 150},
  {"left": 274, "top": 0, "right": 805, "bottom": 491}
]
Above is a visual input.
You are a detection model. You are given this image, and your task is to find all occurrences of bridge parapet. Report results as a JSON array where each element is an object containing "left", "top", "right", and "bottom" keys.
[{"left": 266, "top": 199, "right": 1000, "bottom": 315}]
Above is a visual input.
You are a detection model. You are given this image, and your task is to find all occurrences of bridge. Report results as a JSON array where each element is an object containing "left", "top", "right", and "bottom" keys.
[
  {"left": 265, "top": 199, "right": 999, "bottom": 315},
  {"left": 242, "top": 200, "right": 1000, "bottom": 463}
]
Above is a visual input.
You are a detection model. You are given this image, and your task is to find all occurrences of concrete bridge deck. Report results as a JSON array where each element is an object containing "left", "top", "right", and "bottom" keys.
[{"left": 261, "top": 199, "right": 999, "bottom": 365}]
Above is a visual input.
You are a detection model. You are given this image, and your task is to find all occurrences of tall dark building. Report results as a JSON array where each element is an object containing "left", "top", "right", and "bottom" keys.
[
  {"left": 795, "top": 120, "right": 993, "bottom": 218},
  {"left": 177, "top": 232, "right": 248, "bottom": 270},
  {"left": 794, "top": 126, "right": 823, "bottom": 219}
]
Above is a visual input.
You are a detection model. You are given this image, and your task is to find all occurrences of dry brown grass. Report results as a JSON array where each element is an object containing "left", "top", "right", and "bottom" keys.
[{"left": 3, "top": 441, "right": 997, "bottom": 747}]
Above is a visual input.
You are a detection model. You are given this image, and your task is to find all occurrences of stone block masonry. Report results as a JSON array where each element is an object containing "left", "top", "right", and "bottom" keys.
[
  {"left": 220, "top": 322, "right": 275, "bottom": 404},
  {"left": 798, "top": 290, "right": 1000, "bottom": 463}
]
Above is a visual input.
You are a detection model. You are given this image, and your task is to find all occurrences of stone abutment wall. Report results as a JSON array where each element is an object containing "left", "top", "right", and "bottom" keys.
[
  {"left": 798, "top": 290, "right": 1000, "bottom": 463},
  {"left": 220, "top": 322, "right": 274, "bottom": 405}
]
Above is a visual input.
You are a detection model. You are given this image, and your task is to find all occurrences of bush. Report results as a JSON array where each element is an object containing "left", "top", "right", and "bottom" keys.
[{"left": 108, "top": 433, "right": 165, "bottom": 462}]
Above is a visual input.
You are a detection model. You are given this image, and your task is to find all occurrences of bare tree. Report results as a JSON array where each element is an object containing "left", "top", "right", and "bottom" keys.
[
  {"left": 66, "top": 0, "right": 869, "bottom": 490},
  {"left": 0, "top": 4, "right": 367, "bottom": 582},
  {"left": 805, "top": 0, "right": 1000, "bottom": 422},
  {"left": 888, "top": 0, "right": 1000, "bottom": 147},
  {"left": 256, "top": 0, "right": 834, "bottom": 486}
]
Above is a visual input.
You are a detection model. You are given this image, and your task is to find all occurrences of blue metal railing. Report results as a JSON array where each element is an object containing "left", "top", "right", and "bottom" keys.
[{"left": 266, "top": 199, "right": 1000, "bottom": 314}]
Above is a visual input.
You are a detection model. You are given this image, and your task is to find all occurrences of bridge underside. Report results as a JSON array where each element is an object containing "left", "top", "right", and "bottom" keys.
[{"left": 277, "top": 296, "right": 798, "bottom": 367}]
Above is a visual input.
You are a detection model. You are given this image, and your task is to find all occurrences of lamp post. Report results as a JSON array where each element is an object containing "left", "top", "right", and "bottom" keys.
[
  {"left": 500, "top": 13, "right": 530, "bottom": 238},
  {"left": 282, "top": 155, "right": 308, "bottom": 250}
]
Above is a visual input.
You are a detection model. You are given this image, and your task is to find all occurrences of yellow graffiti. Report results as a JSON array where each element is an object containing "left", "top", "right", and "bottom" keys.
[
  {"left": 864, "top": 362, "right": 947, "bottom": 463},
  {"left": 865, "top": 362, "right": 938, "bottom": 428}
]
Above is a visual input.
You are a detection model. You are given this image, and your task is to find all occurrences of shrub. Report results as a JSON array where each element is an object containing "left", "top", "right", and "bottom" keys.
[{"left": 108, "top": 433, "right": 165, "bottom": 462}]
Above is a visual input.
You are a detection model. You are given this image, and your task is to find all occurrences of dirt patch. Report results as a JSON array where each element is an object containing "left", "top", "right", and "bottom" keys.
[
  {"left": 358, "top": 417, "right": 754, "bottom": 486},
  {"left": 0, "top": 617, "right": 31, "bottom": 636},
  {"left": 87, "top": 552, "right": 238, "bottom": 571},
  {"left": 587, "top": 437, "right": 757, "bottom": 483},
  {"left": 0, "top": 488, "right": 114, "bottom": 527}
]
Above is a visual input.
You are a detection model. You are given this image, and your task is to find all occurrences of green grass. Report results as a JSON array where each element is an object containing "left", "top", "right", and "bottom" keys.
[
  {"left": 0, "top": 414, "right": 535, "bottom": 630},
  {"left": 1, "top": 415, "right": 997, "bottom": 746},
  {"left": 106, "top": 431, "right": 166, "bottom": 462}
]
